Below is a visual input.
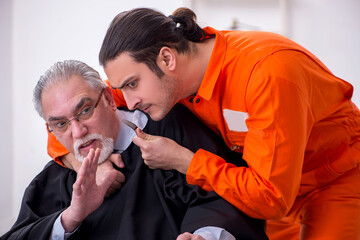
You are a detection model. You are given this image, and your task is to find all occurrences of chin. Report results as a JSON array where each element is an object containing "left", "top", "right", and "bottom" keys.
[
  {"left": 149, "top": 112, "right": 166, "bottom": 121},
  {"left": 75, "top": 148, "right": 112, "bottom": 164},
  {"left": 149, "top": 107, "right": 172, "bottom": 121},
  {"left": 73, "top": 133, "right": 114, "bottom": 164}
]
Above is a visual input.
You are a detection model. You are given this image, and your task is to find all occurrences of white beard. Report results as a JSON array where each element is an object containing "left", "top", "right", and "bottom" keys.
[{"left": 73, "top": 133, "right": 114, "bottom": 164}]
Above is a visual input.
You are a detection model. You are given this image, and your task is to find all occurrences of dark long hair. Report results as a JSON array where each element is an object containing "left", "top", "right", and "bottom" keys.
[{"left": 99, "top": 7, "right": 209, "bottom": 77}]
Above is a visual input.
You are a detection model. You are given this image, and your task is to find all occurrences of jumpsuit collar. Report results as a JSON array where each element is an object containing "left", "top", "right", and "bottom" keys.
[{"left": 197, "top": 27, "right": 227, "bottom": 101}]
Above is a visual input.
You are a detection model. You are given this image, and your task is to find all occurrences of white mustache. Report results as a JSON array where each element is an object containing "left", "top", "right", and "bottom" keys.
[{"left": 73, "top": 133, "right": 114, "bottom": 164}]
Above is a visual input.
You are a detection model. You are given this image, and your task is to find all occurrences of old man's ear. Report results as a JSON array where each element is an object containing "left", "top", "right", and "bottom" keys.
[{"left": 104, "top": 86, "right": 117, "bottom": 110}]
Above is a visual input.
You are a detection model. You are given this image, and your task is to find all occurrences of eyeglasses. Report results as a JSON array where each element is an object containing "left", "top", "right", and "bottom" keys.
[{"left": 47, "top": 88, "right": 105, "bottom": 134}]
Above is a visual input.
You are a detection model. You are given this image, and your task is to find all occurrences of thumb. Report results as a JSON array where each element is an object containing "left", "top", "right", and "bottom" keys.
[
  {"left": 132, "top": 128, "right": 154, "bottom": 148},
  {"left": 176, "top": 233, "right": 191, "bottom": 240},
  {"left": 135, "top": 128, "right": 153, "bottom": 140},
  {"left": 109, "top": 154, "right": 125, "bottom": 168},
  {"left": 99, "top": 169, "right": 118, "bottom": 193}
]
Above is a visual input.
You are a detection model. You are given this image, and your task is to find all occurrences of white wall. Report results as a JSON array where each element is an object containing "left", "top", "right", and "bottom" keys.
[
  {"left": 192, "top": 0, "right": 283, "bottom": 33},
  {"left": 1, "top": 0, "right": 359, "bottom": 235},
  {"left": 287, "top": 0, "right": 360, "bottom": 107},
  {"left": 0, "top": 0, "right": 14, "bottom": 234}
]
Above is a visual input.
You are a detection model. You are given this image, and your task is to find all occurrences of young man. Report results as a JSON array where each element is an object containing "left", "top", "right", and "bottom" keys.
[
  {"left": 50, "top": 7, "right": 360, "bottom": 240},
  {"left": 2, "top": 60, "right": 267, "bottom": 240}
]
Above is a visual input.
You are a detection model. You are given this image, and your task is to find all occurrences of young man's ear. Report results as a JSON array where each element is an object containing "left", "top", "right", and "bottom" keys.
[
  {"left": 157, "top": 47, "right": 176, "bottom": 72},
  {"left": 104, "top": 86, "right": 117, "bottom": 111}
]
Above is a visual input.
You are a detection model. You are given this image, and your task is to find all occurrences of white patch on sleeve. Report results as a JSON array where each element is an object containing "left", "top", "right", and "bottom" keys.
[{"left": 223, "top": 109, "right": 249, "bottom": 132}]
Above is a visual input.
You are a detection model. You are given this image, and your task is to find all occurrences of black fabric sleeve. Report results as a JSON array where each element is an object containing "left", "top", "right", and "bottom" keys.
[{"left": 1, "top": 162, "right": 75, "bottom": 240}]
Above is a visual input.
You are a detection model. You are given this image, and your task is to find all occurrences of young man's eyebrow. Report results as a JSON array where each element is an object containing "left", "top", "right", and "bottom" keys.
[
  {"left": 112, "top": 76, "right": 135, "bottom": 90},
  {"left": 47, "top": 97, "right": 91, "bottom": 122}
]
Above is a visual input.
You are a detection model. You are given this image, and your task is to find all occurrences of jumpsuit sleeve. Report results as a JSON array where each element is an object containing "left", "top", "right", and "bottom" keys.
[
  {"left": 187, "top": 52, "right": 314, "bottom": 219},
  {"left": 46, "top": 80, "right": 127, "bottom": 162}
]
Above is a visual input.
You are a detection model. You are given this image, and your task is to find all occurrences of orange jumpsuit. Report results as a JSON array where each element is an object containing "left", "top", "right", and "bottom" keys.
[{"left": 47, "top": 27, "right": 360, "bottom": 239}]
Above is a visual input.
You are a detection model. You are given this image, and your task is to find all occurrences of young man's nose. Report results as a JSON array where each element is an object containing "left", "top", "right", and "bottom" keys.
[{"left": 124, "top": 94, "right": 140, "bottom": 110}]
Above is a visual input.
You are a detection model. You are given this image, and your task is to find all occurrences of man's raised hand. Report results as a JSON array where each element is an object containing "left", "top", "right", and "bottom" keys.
[{"left": 61, "top": 148, "right": 118, "bottom": 233}]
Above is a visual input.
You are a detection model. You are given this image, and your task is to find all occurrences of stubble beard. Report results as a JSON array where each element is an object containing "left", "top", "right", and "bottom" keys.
[
  {"left": 73, "top": 133, "right": 114, "bottom": 164},
  {"left": 153, "top": 75, "right": 178, "bottom": 121}
]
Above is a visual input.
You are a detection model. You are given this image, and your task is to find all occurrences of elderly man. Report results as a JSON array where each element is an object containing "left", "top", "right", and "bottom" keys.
[{"left": 1, "top": 60, "right": 267, "bottom": 240}]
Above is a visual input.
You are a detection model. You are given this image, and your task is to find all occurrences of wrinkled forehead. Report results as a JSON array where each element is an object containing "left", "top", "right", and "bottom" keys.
[{"left": 41, "top": 77, "right": 96, "bottom": 120}]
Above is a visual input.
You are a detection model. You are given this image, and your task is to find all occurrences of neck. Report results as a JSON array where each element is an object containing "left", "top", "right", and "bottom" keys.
[
  {"left": 177, "top": 38, "right": 216, "bottom": 97},
  {"left": 113, "top": 112, "right": 120, "bottom": 143},
  {"left": 61, "top": 153, "right": 81, "bottom": 171}
]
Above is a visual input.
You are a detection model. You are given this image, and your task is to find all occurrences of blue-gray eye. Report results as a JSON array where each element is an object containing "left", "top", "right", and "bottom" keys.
[
  {"left": 55, "top": 121, "right": 68, "bottom": 129},
  {"left": 80, "top": 106, "right": 92, "bottom": 115}
]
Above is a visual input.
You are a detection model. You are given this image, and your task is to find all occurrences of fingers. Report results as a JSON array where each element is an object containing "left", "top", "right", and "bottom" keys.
[
  {"left": 104, "top": 170, "right": 125, "bottom": 198},
  {"left": 132, "top": 131, "right": 155, "bottom": 150},
  {"left": 135, "top": 128, "right": 152, "bottom": 140},
  {"left": 105, "top": 184, "right": 120, "bottom": 198},
  {"left": 177, "top": 233, "right": 205, "bottom": 240},
  {"left": 143, "top": 159, "right": 154, "bottom": 169},
  {"left": 75, "top": 148, "right": 100, "bottom": 191},
  {"left": 177, "top": 232, "right": 192, "bottom": 240},
  {"left": 115, "top": 171, "right": 126, "bottom": 184},
  {"left": 100, "top": 170, "right": 118, "bottom": 196},
  {"left": 98, "top": 156, "right": 119, "bottom": 194},
  {"left": 73, "top": 149, "right": 93, "bottom": 196},
  {"left": 72, "top": 175, "right": 83, "bottom": 196},
  {"left": 97, "top": 157, "right": 126, "bottom": 198},
  {"left": 108, "top": 171, "right": 125, "bottom": 189},
  {"left": 77, "top": 149, "right": 93, "bottom": 180},
  {"left": 135, "top": 127, "right": 143, "bottom": 138},
  {"left": 88, "top": 148, "right": 100, "bottom": 179},
  {"left": 109, "top": 154, "right": 125, "bottom": 168}
]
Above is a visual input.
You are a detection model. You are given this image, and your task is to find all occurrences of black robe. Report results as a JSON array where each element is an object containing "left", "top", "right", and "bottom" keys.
[{"left": 1, "top": 104, "right": 268, "bottom": 240}]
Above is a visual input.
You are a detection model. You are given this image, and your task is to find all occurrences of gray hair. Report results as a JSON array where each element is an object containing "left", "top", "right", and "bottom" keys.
[{"left": 33, "top": 60, "right": 107, "bottom": 118}]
